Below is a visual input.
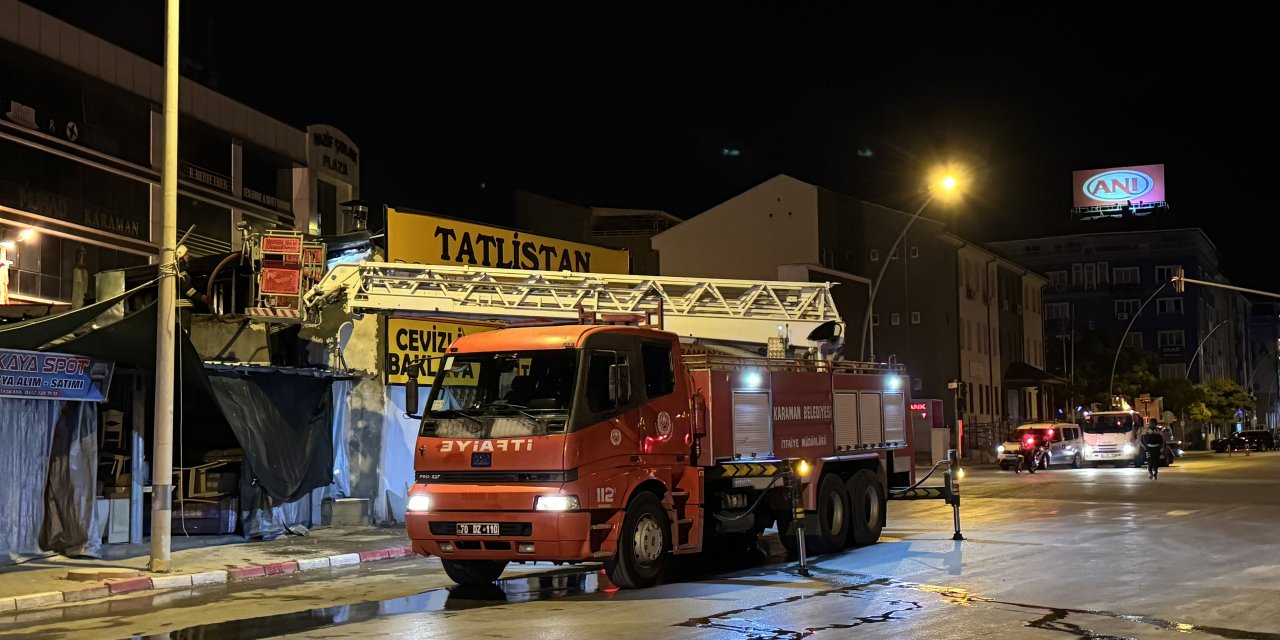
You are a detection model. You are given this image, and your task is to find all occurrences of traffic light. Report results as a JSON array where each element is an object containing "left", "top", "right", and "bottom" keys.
[{"left": 1173, "top": 267, "right": 1185, "bottom": 293}]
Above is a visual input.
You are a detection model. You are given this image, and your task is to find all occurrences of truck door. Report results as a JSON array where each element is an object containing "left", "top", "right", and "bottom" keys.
[
  {"left": 576, "top": 332, "right": 646, "bottom": 471},
  {"left": 636, "top": 338, "right": 688, "bottom": 461}
]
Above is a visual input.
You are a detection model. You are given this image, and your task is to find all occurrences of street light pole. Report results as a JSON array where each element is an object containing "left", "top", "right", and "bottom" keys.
[
  {"left": 860, "top": 195, "right": 933, "bottom": 361},
  {"left": 1185, "top": 319, "right": 1229, "bottom": 381},
  {"left": 150, "top": 0, "right": 180, "bottom": 573},
  {"left": 1108, "top": 279, "right": 1172, "bottom": 408}
]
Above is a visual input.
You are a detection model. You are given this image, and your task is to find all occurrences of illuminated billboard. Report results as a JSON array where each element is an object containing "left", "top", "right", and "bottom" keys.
[{"left": 1072, "top": 164, "right": 1165, "bottom": 209}]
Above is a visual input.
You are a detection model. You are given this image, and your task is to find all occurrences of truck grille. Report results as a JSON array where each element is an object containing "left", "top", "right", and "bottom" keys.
[{"left": 428, "top": 522, "right": 532, "bottom": 536}]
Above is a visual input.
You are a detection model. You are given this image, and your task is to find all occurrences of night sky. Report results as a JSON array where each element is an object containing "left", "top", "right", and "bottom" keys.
[{"left": 24, "top": 2, "right": 1280, "bottom": 287}]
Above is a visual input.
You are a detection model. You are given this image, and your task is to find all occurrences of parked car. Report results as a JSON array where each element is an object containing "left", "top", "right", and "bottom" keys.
[
  {"left": 1211, "top": 430, "right": 1275, "bottom": 453},
  {"left": 996, "top": 423, "right": 1085, "bottom": 470}
]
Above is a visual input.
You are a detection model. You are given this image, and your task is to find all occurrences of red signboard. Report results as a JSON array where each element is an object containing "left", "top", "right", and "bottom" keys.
[
  {"left": 1072, "top": 164, "right": 1165, "bottom": 208},
  {"left": 262, "top": 236, "right": 304, "bottom": 254},
  {"left": 260, "top": 267, "right": 302, "bottom": 295}
]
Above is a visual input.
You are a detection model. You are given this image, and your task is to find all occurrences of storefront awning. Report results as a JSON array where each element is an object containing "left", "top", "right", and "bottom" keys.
[
  {"left": 0, "top": 282, "right": 152, "bottom": 350},
  {"left": 1004, "top": 361, "right": 1068, "bottom": 386}
]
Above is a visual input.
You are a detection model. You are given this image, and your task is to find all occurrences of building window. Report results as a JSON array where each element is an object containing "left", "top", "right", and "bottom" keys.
[
  {"left": 1071, "top": 263, "right": 1082, "bottom": 285},
  {"left": 1113, "top": 267, "right": 1141, "bottom": 284},
  {"left": 1157, "top": 298, "right": 1184, "bottom": 314},
  {"left": 872, "top": 314, "right": 880, "bottom": 326},
  {"left": 1155, "top": 265, "right": 1180, "bottom": 282},
  {"left": 891, "top": 312, "right": 901, "bottom": 326},
  {"left": 1097, "top": 262, "right": 1109, "bottom": 284},
  {"left": 869, "top": 249, "right": 879, "bottom": 262},
  {"left": 1047, "top": 271, "right": 1067, "bottom": 289},
  {"left": 1115, "top": 299, "right": 1140, "bottom": 318},
  {"left": 1045, "top": 302, "right": 1069, "bottom": 320},
  {"left": 1124, "top": 333, "right": 1144, "bottom": 349},
  {"left": 910, "top": 311, "right": 921, "bottom": 325},
  {"left": 1158, "top": 330, "right": 1186, "bottom": 349},
  {"left": 910, "top": 246, "right": 920, "bottom": 258},
  {"left": 1159, "top": 364, "right": 1185, "bottom": 380}
]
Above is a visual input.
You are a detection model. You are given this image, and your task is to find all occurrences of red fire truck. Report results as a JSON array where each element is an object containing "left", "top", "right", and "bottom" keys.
[{"left": 304, "top": 263, "right": 918, "bottom": 588}]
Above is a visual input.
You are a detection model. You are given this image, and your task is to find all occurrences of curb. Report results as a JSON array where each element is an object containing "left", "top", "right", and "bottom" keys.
[{"left": 1, "top": 544, "right": 414, "bottom": 613}]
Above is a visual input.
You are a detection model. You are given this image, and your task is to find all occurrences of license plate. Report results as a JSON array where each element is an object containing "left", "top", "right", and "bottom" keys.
[{"left": 457, "top": 523, "right": 500, "bottom": 536}]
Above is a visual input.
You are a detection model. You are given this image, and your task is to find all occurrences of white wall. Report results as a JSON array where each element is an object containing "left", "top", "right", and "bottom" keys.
[{"left": 652, "top": 175, "right": 820, "bottom": 280}]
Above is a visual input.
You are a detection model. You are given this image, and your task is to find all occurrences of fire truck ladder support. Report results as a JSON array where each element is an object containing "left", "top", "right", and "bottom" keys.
[
  {"left": 305, "top": 263, "right": 844, "bottom": 347},
  {"left": 888, "top": 449, "right": 964, "bottom": 541}
]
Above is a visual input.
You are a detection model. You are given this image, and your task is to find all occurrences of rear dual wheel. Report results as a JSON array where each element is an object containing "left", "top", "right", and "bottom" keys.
[
  {"left": 778, "top": 471, "right": 884, "bottom": 555},
  {"left": 846, "top": 470, "right": 885, "bottom": 546}
]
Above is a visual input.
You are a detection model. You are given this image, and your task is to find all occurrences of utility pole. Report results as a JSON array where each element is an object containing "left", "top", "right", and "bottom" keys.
[{"left": 150, "top": 0, "right": 180, "bottom": 573}]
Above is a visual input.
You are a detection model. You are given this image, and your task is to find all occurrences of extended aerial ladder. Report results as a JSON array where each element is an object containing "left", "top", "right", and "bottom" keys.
[{"left": 302, "top": 262, "right": 846, "bottom": 355}]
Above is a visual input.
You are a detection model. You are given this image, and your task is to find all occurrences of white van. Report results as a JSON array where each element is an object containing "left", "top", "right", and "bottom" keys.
[
  {"left": 997, "top": 422, "right": 1086, "bottom": 470},
  {"left": 1077, "top": 410, "right": 1143, "bottom": 467}
]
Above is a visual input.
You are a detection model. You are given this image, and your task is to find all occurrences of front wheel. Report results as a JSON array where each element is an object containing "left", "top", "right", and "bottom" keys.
[
  {"left": 605, "top": 492, "right": 670, "bottom": 589},
  {"left": 1071, "top": 454, "right": 1083, "bottom": 469},
  {"left": 999, "top": 461, "right": 1010, "bottom": 471},
  {"left": 441, "top": 559, "right": 509, "bottom": 586}
]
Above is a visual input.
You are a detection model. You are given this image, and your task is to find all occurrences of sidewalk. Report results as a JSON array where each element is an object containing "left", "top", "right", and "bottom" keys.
[{"left": 0, "top": 526, "right": 416, "bottom": 611}]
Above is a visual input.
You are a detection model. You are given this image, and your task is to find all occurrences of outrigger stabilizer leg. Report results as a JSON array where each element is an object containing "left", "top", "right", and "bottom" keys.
[
  {"left": 785, "top": 460, "right": 811, "bottom": 577},
  {"left": 946, "top": 448, "right": 964, "bottom": 541}
]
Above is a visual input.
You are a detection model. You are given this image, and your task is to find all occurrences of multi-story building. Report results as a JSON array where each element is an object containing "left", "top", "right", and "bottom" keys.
[
  {"left": 0, "top": 1, "right": 359, "bottom": 305},
  {"left": 989, "top": 227, "right": 1249, "bottom": 388},
  {"left": 649, "top": 174, "right": 1050, "bottom": 434},
  {"left": 1249, "top": 303, "right": 1280, "bottom": 428}
]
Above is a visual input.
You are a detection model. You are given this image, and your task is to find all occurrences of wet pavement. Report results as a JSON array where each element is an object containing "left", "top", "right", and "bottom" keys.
[{"left": 3, "top": 451, "right": 1278, "bottom": 639}]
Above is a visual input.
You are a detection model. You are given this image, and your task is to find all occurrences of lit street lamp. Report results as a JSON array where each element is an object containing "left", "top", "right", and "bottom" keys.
[{"left": 860, "top": 166, "right": 965, "bottom": 361}]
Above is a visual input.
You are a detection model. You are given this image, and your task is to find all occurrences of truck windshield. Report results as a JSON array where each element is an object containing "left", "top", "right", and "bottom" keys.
[
  {"left": 1078, "top": 414, "right": 1135, "bottom": 434},
  {"left": 423, "top": 349, "right": 576, "bottom": 438}
]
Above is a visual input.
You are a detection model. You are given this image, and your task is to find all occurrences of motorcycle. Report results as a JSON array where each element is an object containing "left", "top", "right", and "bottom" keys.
[{"left": 1014, "top": 435, "right": 1049, "bottom": 474}]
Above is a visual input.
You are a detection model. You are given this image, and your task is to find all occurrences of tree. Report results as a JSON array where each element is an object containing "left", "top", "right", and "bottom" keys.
[
  {"left": 1187, "top": 402, "right": 1212, "bottom": 424},
  {"left": 1150, "top": 378, "right": 1203, "bottom": 415},
  {"left": 1197, "top": 378, "right": 1254, "bottom": 427},
  {"left": 1067, "top": 330, "right": 1157, "bottom": 408}
]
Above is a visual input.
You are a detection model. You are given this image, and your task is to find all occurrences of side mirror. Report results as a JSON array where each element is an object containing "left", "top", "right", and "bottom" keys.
[
  {"left": 692, "top": 391, "right": 707, "bottom": 437},
  {"left": 608, "top": 363, "right": 631, "bottom": 405},
  {"left": 405, "top": 361, "right": 422, "bottom": 417}
]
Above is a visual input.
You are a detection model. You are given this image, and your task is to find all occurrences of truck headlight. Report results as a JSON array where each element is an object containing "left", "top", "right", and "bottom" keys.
[
  {"left": 535, "top": 495, "right": 581, "bottom": 511},
  {"left": 406, "top": 494, "right": 431, "bottom": 512},
  {"left": 1122, "top": 443, "right": 1135, "bottom": 455},
  {"left": 996, "top": 445, "right": 1005, "bottom": 454}
]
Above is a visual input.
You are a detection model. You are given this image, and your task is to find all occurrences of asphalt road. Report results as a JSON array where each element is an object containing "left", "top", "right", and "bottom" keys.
[{"left": 3, "top": 451, "right": 1277, "bottom": 640}]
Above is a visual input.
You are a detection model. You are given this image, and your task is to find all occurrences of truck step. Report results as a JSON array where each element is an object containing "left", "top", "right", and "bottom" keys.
[
  {"left": 676, "top": 543, "right": 697, "bottom": 550},
  {"left": 676, "top": 518, "right": 693, "bottom": 525},
  {"left": 591, "top": 523, "right": 614, "bottom": 530},
  {"left": 592, "top": 551, "right": 613, "bottom": 558},
  {"left": 670, "top": 489, "right": 689, "bottom": 497}
]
